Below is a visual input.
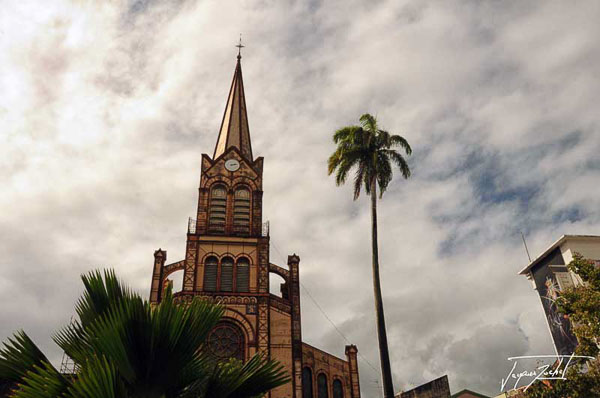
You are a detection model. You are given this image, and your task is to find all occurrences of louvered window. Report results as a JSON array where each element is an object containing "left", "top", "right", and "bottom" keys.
[
  {"left": 220, "top": 257, "right": 234, "bottom": 292},
  {"left": 209, "top": 185, "right": 227, "bottom": 231},
  {"left": 233, "top": 188, "right": 250, "bottom": 232},
  {"left": 332, "top": 380, "right": 343, "bottom": 398},
  {"left": 204, "top": 256, "right": 218, "bottom": 292},
  {"left": 236, "top": 258, "right": 249, "bottom": 292}
]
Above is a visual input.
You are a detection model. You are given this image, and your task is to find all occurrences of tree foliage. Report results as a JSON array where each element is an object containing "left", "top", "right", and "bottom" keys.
[
  {"left": 327, "top": 113, "right": 411, "bottom": 200},
  {"left": 525, "top": 253, "right": 600, "bottom": 397},
  {"left": 0, "top": 270, "right": 289, "bottom": 398}
]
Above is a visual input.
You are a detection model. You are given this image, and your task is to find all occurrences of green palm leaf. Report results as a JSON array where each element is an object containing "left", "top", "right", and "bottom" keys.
[{"left": 2, "top": 269, "right": 289, "bottom": 398}]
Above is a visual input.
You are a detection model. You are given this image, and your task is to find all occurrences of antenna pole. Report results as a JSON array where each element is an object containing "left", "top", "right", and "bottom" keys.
[{"left": 521, "top": 231, "right": 532, "bottom": 262}]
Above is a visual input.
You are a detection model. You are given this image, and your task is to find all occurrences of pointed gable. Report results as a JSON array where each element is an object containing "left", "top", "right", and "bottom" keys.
[{"left": 213, "top": 55, "right": 253, "bottom": 161}]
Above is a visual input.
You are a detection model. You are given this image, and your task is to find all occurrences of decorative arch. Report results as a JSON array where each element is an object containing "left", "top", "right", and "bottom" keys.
[
  {"left": 220, "top": 310, "right": 255, "bottom": 345},
  {"left": 203, "top": 176, "right": 232, "bottom": 190},
  {"left": 231, "top": 176, "right": 259, "bottom": 191},
  {"left": 269, "top": 263, "right": 290, "bottom": 281},
  {"left": 203, "top": 175, "right": 259, "bottom": 192},
  {"left": 162, "top": 260, "right": 185, "bottom": 280}
]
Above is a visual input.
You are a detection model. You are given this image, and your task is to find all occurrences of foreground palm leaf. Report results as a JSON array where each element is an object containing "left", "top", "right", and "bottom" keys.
[
  {"left": 328, "top": 113, "right": 411, "bottom": 398},
  {"left": 0, "top": 269, "right": 289, "bottom": 398}
]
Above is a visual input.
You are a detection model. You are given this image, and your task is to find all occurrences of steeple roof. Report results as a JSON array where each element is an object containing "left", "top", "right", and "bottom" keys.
[{"left": 213, "top": 54, "right": 253, "bottom": 161}]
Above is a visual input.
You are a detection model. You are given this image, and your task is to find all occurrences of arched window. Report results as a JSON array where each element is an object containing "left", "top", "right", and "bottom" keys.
[
  {"left": 204, "top": 256, "right": 218, "bottom": 292},
  {"left": 332, "top": 379, "right": 343, "bottom": 398},
  {"left": 220, "top": 257, "right": 234, "bottom": 292},
  {"left": 236, "top": 257, "right": 249, "bottom": 292},
  {"left": 206, "top": 321, "right": 245, "bottom": 362},
  {"left": 233, "top": 188, "right": 251, "bottom": 232},
  {"left": 302, "top": 367, "right": 314, "bottom": 398},
  {"left": 317, "top": 374, "right": 328, "bottom": 398},
  {"left": 209, "top": 184, "right": 227, "bottom": 231}
]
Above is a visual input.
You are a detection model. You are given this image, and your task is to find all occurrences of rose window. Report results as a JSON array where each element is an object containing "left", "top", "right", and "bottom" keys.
[{"left": 206, "top": 323, "right": 244, "bottom": 361}]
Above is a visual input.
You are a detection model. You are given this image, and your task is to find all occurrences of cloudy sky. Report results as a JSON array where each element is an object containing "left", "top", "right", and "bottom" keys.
[{"left": 2, "top": 1, "right": 600, "bottom": 396}]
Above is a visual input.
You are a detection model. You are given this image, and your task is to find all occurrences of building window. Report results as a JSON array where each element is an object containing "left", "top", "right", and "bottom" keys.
[
  {"left": 317, "top": 374, "right": 328, "bottom": 398},
  {"left": 209, "top": 184, "right": 227, "bottom": 231},
  {"left": 302, "top": 367, "right": 313, "bottom": 398},
  {"left": 332, "top": 379, "right": 343, "bottom": 398},
  {"left": 236, "top": 257, "right": 249, "bottom": 292},
  {"left": 233, "top": 188, "right": 250, "bottom": 232},
  {"left": 204, "top": 256, "right": 218, "bottom": 292},
  {"left": 220, "top": 257, "right": 234, "bottom": 292},
  {"left": 206, "top": 322, "right": 244, "bottom": 362}
]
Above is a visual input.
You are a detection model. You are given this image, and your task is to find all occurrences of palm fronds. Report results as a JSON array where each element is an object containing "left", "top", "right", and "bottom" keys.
[
  {"left": 1, "top": 269, "right": 289, "bottom": 398},
  {"left": 328, "top": 113, "right": 411, "bottom": 199}
]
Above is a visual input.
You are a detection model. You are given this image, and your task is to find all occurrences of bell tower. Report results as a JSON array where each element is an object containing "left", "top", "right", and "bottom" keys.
[
  {"left": 150, "top": 50, "right": 273, "bottom": 360},
  {"left": 148, "top": 49, "right": 360, "bottom": 398}
]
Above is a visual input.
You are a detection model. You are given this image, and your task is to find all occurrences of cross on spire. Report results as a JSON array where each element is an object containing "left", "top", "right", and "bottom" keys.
[
  {"left": 213, "top": 37, "right": 253, "bottom": 161},
  {"left": 236, "top": 34, "right": 244, "bottom": 59}
]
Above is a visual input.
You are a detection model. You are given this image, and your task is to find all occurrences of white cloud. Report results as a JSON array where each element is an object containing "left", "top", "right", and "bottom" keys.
[{"left": 2, "top": 0, "right": 599, "bottom": 396}]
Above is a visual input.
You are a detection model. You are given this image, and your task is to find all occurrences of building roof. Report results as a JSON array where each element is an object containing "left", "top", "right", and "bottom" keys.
[
  {"left": 450, "top": 388, "right": 490, "bottom": 398},
  {"left": 518, "top": 235, "right": 600, "bottom": 275},
  {"left": 213, "top": 53, "right": 253, "bottom": 161}
]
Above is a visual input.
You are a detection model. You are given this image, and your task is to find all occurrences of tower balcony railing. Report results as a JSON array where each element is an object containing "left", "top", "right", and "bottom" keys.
[
  {"left": 187, "top": 217, "right": 269, "bottom": 237},
  {"left": 188, "top": 217, "right": 197, "bottom": 234},
  {"left": 261, "top": 220, "right": 269, "bottom": 237}
]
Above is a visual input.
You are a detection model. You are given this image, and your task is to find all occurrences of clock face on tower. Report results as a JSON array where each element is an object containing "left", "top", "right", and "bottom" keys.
[{"left": 225, "top": 159, "right": 240, "bottom": 171}]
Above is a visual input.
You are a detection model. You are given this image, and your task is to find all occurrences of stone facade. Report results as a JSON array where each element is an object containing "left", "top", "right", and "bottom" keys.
[{"left": 149, "top": 54, "right": 360, "bottom": 398}]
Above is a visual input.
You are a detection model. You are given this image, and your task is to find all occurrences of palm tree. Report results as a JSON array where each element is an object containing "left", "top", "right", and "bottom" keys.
[
  {"left": 0, "top": 270, "right": 289, "bottom": 398},
  {"left": 328, "top": 113, "right": 411, "bottom": 398}
]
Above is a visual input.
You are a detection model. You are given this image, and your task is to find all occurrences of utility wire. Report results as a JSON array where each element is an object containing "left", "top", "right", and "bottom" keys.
[
  {"left": 270, "top": 238, "right": 382, "bottom": 379},
  {"left": 299, "top": 281, "right": 382, "bottom": 377}
]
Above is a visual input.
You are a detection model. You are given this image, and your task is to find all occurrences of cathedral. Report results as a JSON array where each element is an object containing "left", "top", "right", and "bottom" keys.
[{"left": 148, "top": 51, "right": 361, "bottom": 398}]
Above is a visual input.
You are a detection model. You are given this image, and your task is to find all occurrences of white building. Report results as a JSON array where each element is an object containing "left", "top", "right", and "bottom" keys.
[{"left": 518, "top": 235, "right": 600, "bottom": 355}]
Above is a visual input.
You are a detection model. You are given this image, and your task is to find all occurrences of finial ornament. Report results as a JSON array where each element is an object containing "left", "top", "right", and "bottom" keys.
[{"left": 236, "top": 33, "right": 244, "bottom": 59}]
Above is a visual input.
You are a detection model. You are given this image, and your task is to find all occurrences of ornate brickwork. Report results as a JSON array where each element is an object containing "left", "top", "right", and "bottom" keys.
[
  {"left": 149, "top": 249, "right": 166, "bottom": 304},
  {"left": 148, "top": 53, "right": 360, "bottom": 398},
  {"left": 257, "top": 296, "right": 270, "bottom": 357},
  {"left": 258, "top": 238, "right": 269, "bottom": 293},
  {"left": 183, "top": 240, "right": 197, "bottom": 291}
]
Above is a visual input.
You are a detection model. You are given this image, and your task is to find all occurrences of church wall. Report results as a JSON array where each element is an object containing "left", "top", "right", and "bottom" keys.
[
  {"left": 193, "top": 238, "right": 260, "bottom": 292},
  {"left": 302, "top": 343, "right": 353, "bottom": 398},
  {"left": 270, "top": 303, "right": 294, "bottom": 398}
]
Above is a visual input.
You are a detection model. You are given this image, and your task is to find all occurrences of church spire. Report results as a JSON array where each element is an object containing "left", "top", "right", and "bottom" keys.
[{"left": 213, "top": 42, "right": 253, "bottom": 161}]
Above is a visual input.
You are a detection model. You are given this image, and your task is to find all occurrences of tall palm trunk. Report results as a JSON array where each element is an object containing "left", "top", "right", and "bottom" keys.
[{"left": 370, "top": 177, "right": 395, "bottom": 398}]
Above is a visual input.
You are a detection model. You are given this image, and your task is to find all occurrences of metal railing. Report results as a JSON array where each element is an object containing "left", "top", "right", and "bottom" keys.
[
  {"left": 188, "top": 217, "right": 196, "bottom": 234},
  {"left": 187, "top": 217, "right": 269, "bottom": 237}
]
